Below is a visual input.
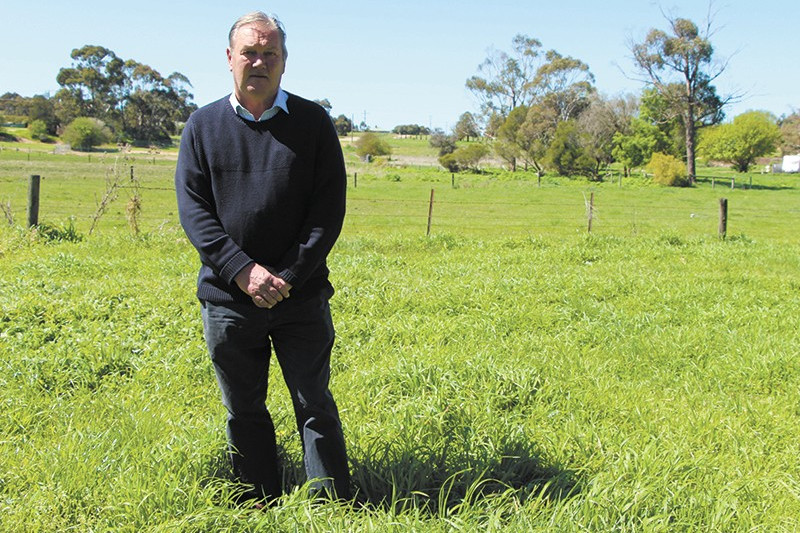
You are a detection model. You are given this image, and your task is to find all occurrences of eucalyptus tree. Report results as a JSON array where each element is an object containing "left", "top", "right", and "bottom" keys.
[
  {"left": 454, "top": 112, "right": 481, "bottom": 141},
  {"left": 121, "top": 64, "right": 195, "bottom": 144},
  {"left": 577, "top": 93, "right": 638, "bottom": 178},
  {"left": 534, "top": 51, "right": 595, "bottom": 124},
  {"left": 467, "top": 35, "right": 596, "bottom": 172},
  {"left": 56, "top": 46, "right": 126, "bottom": 125},
  {"left": 56, "top": 45, "right": 195, "bottom": 144},
  {"left": 466, "top": 34, "right": 543, "bottom": 118},
  {"left": 630, "top": 14, "right": 730, "bottom": 183}
]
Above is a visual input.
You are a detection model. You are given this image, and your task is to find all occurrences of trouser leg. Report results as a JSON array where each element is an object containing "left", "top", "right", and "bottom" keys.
[
  {"left": 201, "top": 301, "right": 281, "bottom": 501},
  {"left": 271, "top": 293, "right": 351, "bottom": 499}
]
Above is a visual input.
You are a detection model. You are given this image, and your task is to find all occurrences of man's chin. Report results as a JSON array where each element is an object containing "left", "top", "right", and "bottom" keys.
[{"left": 246, "top": 80, "right": 275, "bottom": 93}]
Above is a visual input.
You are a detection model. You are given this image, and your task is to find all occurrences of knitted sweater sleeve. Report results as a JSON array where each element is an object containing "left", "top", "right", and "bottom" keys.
[
  {"left": 174, "top": 118, "right": 253, "bottom": 285},
  {"left": 275, "top": 111, "right": 347, "bottom": 287}
]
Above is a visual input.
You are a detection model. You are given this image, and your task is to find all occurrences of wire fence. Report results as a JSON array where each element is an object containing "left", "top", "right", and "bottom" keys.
[{"left": 1, "top": 168, "right": 799, "bottom": 242}]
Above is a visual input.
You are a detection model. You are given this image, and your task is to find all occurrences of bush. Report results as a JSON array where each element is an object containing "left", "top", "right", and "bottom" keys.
[
  {"left": 430, "top": 130, "right": 457, "bottom": 156},
  {"left": 699, "top": 111, "right": 781, "bottom": 172},
  {"left": 35, "top": 218, "right": 83, "bottom": 243},
  {"left": 544, "top": 121, "right": 597, "bottom": 178},
  {"left": 647, "top": 152, "right": 689, "bottom": 187},
  {"left": 62, "top": 117, "right": 112, "bottom": 151},
  {"left": 439, "top": 143, "right": 490, "bottom": 172},
  {"left": 438, "top": 152, "right": 460, "bottom": 172},
  {"left": 28, "top": 120, "right": 50, "bottom": 142},
  {"left": 355, "top": 132, "right": 391, "bottom": 160}
]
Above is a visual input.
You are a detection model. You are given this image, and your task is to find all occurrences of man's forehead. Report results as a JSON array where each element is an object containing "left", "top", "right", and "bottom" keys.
[{"left": 234, "top": 23, "right": 280, "bottom": 42}]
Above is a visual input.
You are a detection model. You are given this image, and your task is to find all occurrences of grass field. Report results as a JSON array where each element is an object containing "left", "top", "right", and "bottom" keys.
[
  {"left": 2, "top": 135, "right": 798, "bottom": 242},
  {"left": 1, "top": 133, "right": 800, "bottom": 531}
]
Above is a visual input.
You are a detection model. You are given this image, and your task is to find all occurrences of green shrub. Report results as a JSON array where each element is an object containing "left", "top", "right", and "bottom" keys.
[
  {"left": 646, "top": 152, "right": 689, "bottom": 186},
  {"left": 355, "top": 132, "right": 391, "bottom": 161},
  {"left": 28, "top": 120, "right": 50, "bottom": 142},
  {"left": 36, "top": 218, "right": 83, "bottom": 243},
  {"left": 544, "top": 120, "right": 597, "bottom": 178},
  {"left": 438, "top": 143, "right": 490, "bottom": 172},
  {"left": 438, "top": 152, "right": 460, "bottom": 172},
  {"left": 62, "top": 117, "right": 112, "bottom": 151}
]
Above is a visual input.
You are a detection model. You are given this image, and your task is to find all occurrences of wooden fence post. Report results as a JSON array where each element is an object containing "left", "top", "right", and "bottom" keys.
[
  {"left": 354, "top": 172, "right": 357, "bottom": 188},
  {"left": 719, "top": 198, "right": 728, "bottom": 239},
  {"left": 587, "top": 192, "right": 594, "bottom": 233},
  {"left": 426, "top": 188, "right": 435, "bottom": 236},
  {"left": 27, "top": 174, "right": 40, "bottom": 227}
]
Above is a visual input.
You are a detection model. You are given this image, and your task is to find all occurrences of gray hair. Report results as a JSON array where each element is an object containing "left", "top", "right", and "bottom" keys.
[{"left": 228, "top": 11, "right": 288, "bottom": 59}]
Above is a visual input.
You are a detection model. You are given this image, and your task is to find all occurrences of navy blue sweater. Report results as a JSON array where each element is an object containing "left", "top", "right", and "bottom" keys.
[{"left": 175, "top": 93, "right": 346, "bottom": 304}]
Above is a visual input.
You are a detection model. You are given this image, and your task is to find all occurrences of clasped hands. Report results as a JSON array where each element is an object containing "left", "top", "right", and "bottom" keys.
[{"left": 234, "top": 263, "right": 292, "bottom": 309}]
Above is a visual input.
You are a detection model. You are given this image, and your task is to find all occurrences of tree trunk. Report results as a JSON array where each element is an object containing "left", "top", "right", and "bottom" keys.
[
  {"left": 685, "top": 97, "right": 696, "bottom": 185},
  {"left": 685, "top": 127, "right": 696, "bottom": 184}
]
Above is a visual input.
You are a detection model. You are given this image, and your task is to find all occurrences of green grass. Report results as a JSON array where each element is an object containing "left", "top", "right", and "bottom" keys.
[
  {"left": 1, "top": 135, "right": 800, "bottom": 530},
  {"left": 3, "top": 141, "right": 796, "bottom": 242},
  {"left": 2, "top": 230, "right": 799, "bottom": 531}
]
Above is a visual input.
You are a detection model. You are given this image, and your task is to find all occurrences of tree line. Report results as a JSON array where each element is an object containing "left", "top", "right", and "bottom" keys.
[
  {"left": 440, "top": 13, "right": 800, "bottom": 184},
  {"left": 0, "top": 45, "right": 196, "bottom": 149},
  {"left": 440, "top": 13, "right": 797, "bottom": 184},
  {"left": 347, "top": 12, "right": 796, "bottom": 183}
]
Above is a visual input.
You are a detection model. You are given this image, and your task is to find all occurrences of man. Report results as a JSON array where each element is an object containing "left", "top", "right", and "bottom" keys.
[{"left": 175, "top": 11, "right": 350, "bottom": 505}]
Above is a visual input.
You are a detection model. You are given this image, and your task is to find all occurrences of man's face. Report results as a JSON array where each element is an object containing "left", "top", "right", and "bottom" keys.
[{"left": 227, "top": 22, "right": 286, "bottom": 107}]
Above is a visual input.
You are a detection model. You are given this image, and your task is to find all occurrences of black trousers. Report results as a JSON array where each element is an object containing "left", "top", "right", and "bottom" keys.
[{"left": 200, "top": 290, "right": 350, "bottom": 501}]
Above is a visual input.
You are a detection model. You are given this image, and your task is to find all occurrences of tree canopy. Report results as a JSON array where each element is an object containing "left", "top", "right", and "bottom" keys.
[
  {"left": 700, "top": 110, "right": 781, "bottom": 172},
  {"left": 453, "top": 112, "right": 481, "bottom": 141},
  {"left": 779, "top": 112, "right": 800, "bottom": 155},
  {"left": 55, "top": 45, "right": 196, "bottom": 144},
  {"left": 392, "top": 124, "right": 430, "bottom": 136},
  {"left": 334, "top": 115, "right": 353, "bottom": 136},
  {"left": 466, "top": 34, "right": 543, "bottom": 118},
  {"left": 467, "top": 34, "right": 597, "bottom": 173}
]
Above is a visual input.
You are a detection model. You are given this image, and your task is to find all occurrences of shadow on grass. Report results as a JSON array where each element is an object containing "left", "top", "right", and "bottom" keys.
[
  {"left": 202, "top": 428, "right": 580, "bottom": 513},
  {"left": 694, "top": 176, "right": 796, "bottom": 191},
  {"left": 740, "top": 183, "right": 797, "bottom": 191},
  {"left": 346, "top": 437, "right": 581, "bottom": 514}
]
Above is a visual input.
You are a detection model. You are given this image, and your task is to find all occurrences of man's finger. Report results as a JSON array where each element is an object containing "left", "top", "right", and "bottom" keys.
[
  {"left": 263, "top": 287, "right": 283, "bottom": 302},
  {"left": 252, "top": 295, "right": 272, "bottom": 308}
]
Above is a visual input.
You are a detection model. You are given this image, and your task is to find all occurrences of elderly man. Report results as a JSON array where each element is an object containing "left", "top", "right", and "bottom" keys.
[{"left": 175, "top": 11, "right": 350, "bottom": 506}]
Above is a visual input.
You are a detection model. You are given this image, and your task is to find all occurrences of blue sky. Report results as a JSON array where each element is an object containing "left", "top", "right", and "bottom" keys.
[{"left": 1, "top": 1, "right": 797, "bottom": 130}]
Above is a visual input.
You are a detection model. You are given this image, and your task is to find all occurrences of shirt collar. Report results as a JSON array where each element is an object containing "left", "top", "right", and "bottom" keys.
[{"left": 229, "top": 88, "right": 289, "bottom": 122}]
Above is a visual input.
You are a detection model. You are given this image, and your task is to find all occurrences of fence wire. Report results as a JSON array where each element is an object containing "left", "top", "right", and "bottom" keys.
[{"left": 1, "top": 172, "right": 798, "bottom": 241}]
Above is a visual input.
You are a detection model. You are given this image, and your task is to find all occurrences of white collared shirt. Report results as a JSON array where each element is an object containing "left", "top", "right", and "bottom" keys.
[{"left": 229, "top": 88, "right": 289, "bottom": 122}]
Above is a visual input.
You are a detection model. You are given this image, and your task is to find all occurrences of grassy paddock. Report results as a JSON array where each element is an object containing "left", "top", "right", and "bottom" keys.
[
  {"left": 1, "top": 136, "right": 800, "bottom": 530},
  {"left": 1, "top": 227, "right": 800, "bottom": 531},
  {"left": 1, "top": 142, "right": 798, "bottom": 241}
]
